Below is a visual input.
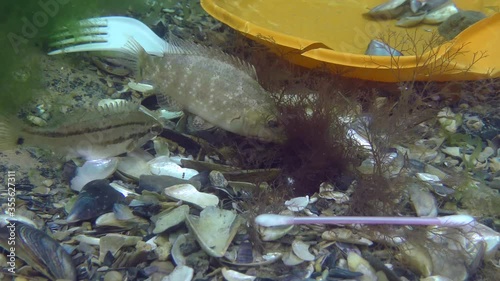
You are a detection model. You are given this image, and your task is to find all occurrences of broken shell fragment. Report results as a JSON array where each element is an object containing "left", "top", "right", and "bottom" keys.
[
  {"left": 258, "top": 224, "right": 294, "bottom": 241},
  {"left": 408, "top": 183, "right": 438, "bottom": 217},
  {"left": 117, "top": 149, "right": 154, "bottom": 180},
  {"left": 163, "top": 265, "right": 194, "bottom": 281},
  {"left": 222, "top": 267, "right": 257, "bottom": 281},
  {"left": 149, "top": 156, "right": 199, "bottom": 179},
  {"left": 70, "top": 157, "right": 119, "bottom": 192},
  {"left": 139, "top": 174, "right": 201, "bottom": 193},
  {"left": 366, "top": 0, "right": 407, "bottom": 19},
  {"left": 95, "top": 211, "right": 149, "bottom": 229},
  {"left": 0, "top": 220, "right": 77, "bottom": 281},
  {"left": 321, "top": 229, "right": 373, "bottom": 246},
  {"left": 282, "top": 250, "right": 304, "bottom": 266},
  {"left": 66, "top": 179, "right": 125, "bottom": 222},
  {"left": 285, "top": 196, "right": 309, "bottom": 212},
  {"left": 291, "top": 240, "right": 315, "bottom": 261},
  {"left": 185, "top": 206, "right": 243, "bottom": 257},
  {"left": 347, "top": 252, "right": 380, "bottom": 281},
  {"left": 164, "top": 184, "right": 219, "bottom": 209},
  {"left": 99, "top": 233, "right": 142, "bottom": 263},
  {"left": 365, "top": 39, "right": 403, "bottom": 56},
  {"left": 171, "top": 233, "right": 191, "bottom": 266},
  {"left": 153, "top": 205, "right": 190, "bottom": 234}
]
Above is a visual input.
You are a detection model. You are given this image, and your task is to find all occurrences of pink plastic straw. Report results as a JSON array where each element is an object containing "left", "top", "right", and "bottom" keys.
[{"left": 255, "top": 214, "right": 475, "bottom": 228}]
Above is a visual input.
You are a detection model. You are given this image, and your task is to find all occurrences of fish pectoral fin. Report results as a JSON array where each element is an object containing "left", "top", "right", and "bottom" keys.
[{"left": 125, "top": 139, "right": 140, "bottom": 153}]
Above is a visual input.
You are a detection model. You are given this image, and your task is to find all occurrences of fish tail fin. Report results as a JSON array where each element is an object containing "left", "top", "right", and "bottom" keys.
[{"left": 0, "top": 114, "right": 25, "bottom": 151}]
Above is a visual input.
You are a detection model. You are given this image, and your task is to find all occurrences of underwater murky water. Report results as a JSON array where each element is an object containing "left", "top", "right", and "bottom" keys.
[{"left": 0, "top": 0, "right": 499, "bottom": 280}]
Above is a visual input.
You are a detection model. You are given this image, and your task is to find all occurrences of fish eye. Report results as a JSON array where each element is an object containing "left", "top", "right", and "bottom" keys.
[
  {"left": 267, "top": 119, "right": 279, "bottom": 128},
  {"left": 151, "top": 124, "right": 163, "bottom": 134}
]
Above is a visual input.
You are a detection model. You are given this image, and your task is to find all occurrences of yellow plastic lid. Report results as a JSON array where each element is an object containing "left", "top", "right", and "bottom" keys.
[{"left": 201, "top": 0, "right": 500, "bottom": 82}]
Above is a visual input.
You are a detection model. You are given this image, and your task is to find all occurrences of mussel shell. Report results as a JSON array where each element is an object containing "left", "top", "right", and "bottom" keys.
[
  {"left": 0, "top": 222, "right": 77, "bottom": 280},
  {"left": 235, "top": 241, "right": 254, "bottom": 264},
  {"left": 67, "top": 179, "right": 125, "bottom": 222},
  {"left": 365, "top": 39, "right": 403, "bottom": 56}
]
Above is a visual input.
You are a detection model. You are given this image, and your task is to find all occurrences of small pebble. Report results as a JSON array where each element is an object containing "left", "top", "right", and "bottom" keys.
[{"left": 42, "top": 179, "right": 54, "bottom": 187}]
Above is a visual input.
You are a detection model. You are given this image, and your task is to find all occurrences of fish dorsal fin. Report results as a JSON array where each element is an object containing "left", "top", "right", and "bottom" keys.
[
  {"left": 96, "top": 100, "right": 140, "bottom": 115},
  {"left": 46, "top": 101, "right": 141, "bottom": 128},
  {"left": 165, "top": 34, "right": 259, "bottom": 81}
]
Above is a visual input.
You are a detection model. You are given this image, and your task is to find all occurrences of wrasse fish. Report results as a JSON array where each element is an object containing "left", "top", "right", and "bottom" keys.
[
  {"left": 126, "top": 37, "right": 284, "bottom": 142},
  {"left": 0, "top": 102, "right": 162, "bottom": 161}
]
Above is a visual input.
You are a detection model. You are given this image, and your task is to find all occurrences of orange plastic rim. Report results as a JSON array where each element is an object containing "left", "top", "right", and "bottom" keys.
[{"left": 201, "top": 0, "right": 500, "bottom": 82}]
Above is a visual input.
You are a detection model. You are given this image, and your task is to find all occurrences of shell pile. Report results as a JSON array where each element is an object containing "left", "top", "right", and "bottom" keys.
[{"left": 0, "top": 0, "right": 499, "bottom": 281}]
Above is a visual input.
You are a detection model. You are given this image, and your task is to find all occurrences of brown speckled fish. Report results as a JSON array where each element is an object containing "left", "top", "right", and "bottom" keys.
[{"left": 128, "top": 37, "right": 284, "bottom": 142}]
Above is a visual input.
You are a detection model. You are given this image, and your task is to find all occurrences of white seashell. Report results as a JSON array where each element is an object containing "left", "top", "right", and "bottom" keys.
[
  {"left": 171, "top": 234, "right": 189, "bottom": 266},
  {"left": 397, "top": 12, "right": 426, "bottom": 27},
  {"left": 158, "top": 108, "right": 184, "bottom": 120},
  {"left": 282, "top": 250, "right": 304, "bottom": 266},
  {"left": 321, "top": 229, "right": 373, "bottom": 246},
  {"left": 320, "top": 190, "right": 350, "bottom": 203},
  {"left": 74, "top": 234, "right": 100, "bottom": 246},
  {"left": 441, "top": 146, "right": 461, "bottom": 158},
  {"left": 258, "top": 224, "right": 294, "bottom": 241},
  {"left": 365, "top": 39, "right": 403, "bottom": 56},
  {"left": 490, "top": 157, "right": 500, "bottom": 173},
  {"left": 186, "top": 206, "right": 243, "bottom": 257},
  {"left": 347, "top": 128, "right": 372, "bottom": 150},
  {"left": 164, "top": 184, "right": 219, "bottom": 209},
  {"left": 127, "top": 81, "right": 154, "bottom": 92},
  {"left": 185, "top": 206, "right": 243, "bottom": 257},
  {"left": 291, "top": 240, "right": 315, "bottom": 261},
  {"left": 408, "top": 184, "right": 438, "bottom": 217},
  {"left": 420, "top": 276, "right": 454, "bottom": 281},
  {"left": 347, "top": 252, "right": 380, "bottom": 281},
  {"left": 261, "top": 252, "right": 283, "bottom": 264},
  {"left": 162, "top": 265, "right": 194, "bottom": 281},
  {"left": 424, "top": 164, "right": 449, "bottom": 180},
  {"left": 27, "top": 115, "right": 48, "bottom": 126},
  {"left": 438, "top": 107, "right": 459, "bottom": 133},
  {"left": 98, "top": 234, "right": 142, "bottom": 263},
  {"left": 153, "top": 205, "right": 190, "bottom": 234},
  {"left": 149, "top": 156, "right": 199, "bottom": 179},
  {"left": 71, "top": 158, "right": 119, "bottom": 192},
  {"left": 477, "top": 147, "right": 495, "bottom": 163},
  {"left": 95, "top": 212, "right": 148, "bottom": 229},
  {"left": 466, "top": 222, "right": 500, "bottom": 260},
  {"left": 464, "top": 115, "right": 484, "bottom": 132},
  {"left": 145, "top": 236, "right": 158, "bottom": 251},
  {"left": 221, "top": 267, "right": 256, "bottom": 281},
  {"left": 423, "top": 1, "right": 459, "bottom": 24},
  {"left": 397, "top": 243, "right": 433, "bottom": 276},
  {"left": 416, "top": 173, "right": 441, "bottom": 183},
  {"left": 109, "top": 181, "right": 139, "bottom": 197},
  {"left": 285, "top": 196, "right": 309, "bottom": 212},
  {"left": 169, "top": 155, "right": 194, "bottom": 165},
  {"left": 366, "top": 0, "right": 406, "bottom": 18},
  {"left": 117, "top": 149, "right": 154, "bottom": 180}
]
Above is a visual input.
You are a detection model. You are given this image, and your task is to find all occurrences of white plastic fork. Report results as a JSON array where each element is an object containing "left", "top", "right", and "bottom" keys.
[{"left": 48, "top": 16, "right": 168, "bottom": 57}]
